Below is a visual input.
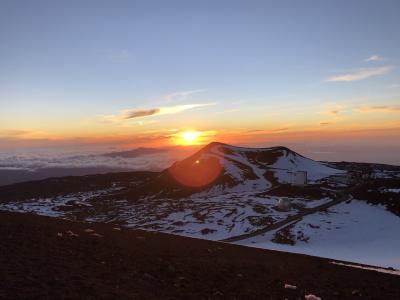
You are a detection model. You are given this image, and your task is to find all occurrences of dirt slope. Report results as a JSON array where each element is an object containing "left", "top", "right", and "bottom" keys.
[{"left": 0, "top": 211, "right": 399, "bottom": 299}]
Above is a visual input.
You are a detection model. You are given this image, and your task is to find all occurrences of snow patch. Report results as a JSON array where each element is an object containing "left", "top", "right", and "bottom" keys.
[
  {"left": 331, "top": 262, "right": 400, "bottom": 276},
  {"left": 238, "top": 200, "right": 400, "bottom": 269}
]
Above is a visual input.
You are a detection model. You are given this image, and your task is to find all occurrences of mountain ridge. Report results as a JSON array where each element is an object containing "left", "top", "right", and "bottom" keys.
[{"left": 157, "top": 142, "right": 344, "bottom": 196}]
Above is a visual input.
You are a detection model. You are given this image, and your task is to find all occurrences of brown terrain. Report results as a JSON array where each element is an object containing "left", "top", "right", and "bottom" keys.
[{"left": 0, "top": 211, "right": 399, "bottom": 299}]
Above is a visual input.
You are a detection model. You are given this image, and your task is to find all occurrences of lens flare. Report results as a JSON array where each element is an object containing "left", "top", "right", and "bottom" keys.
[
  {"left": 169, "top": 156, "right": 223, "bottom": 187},
  {"left": 168, "top": 144, "right": 225, "bottom": 187}
]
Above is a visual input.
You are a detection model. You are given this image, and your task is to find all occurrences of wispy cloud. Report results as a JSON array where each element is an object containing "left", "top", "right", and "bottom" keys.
[
  {"left": 328, "top": 110, "right": 340, "bottom": 115},
  {"left": 320, "top": 122, "right": 333, "bottom": 126},
  {"left": 164, "top": 89, "right": 206, "bottom": 102},
  {"left": 327, "top": 66, "right": 393, "bottom": 82},
  {"left": 124, "top": 108, "right": 160, "bottom": 119},
  {"left": 365, "top": 55, "right": 384, "bottom": 62},
  {"left": 355, "top": 105, "right": 400, "bottom": 113},
  {"left": 271, "top": 127, "right": 290, "bottom": 132},
  {"left": 136, "top": 120, "right": 158, "bottom": 126},
  {"left": 2, "top": 129, "right": 33, "bottom": 137},
  {"left": 319, "top": 104, "right": 344, "bottom": 116},
  {"left": 102, "top": 103, "right": 216, "bottom": 123},
  {"left": 0, "top": 129, "right": 47, "bottom": 139}
]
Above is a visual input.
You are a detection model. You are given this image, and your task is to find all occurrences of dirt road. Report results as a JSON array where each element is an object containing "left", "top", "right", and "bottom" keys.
[{"left": 221, "top": 184, "right": 360, "bottom": 243}]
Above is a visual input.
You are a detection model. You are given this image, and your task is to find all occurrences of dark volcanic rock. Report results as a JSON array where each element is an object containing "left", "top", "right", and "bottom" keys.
[{"left": 0, "top": 211, "right": 399, "bottom": 299}]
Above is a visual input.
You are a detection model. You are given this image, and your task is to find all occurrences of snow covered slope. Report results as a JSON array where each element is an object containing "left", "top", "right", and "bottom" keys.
[
  {"left": 163, "top": 142, "right": 344, "bottom": 195},
  {"left": 237, "top": 199, "right": 400, "bottom": 269}
]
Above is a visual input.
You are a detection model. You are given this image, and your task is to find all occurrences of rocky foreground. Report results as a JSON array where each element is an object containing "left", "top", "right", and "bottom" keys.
[{"left": 0, "top": 211, "right": 399, "bottom": 299}]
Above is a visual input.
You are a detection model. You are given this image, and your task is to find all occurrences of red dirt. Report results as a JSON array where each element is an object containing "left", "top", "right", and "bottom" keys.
[{"left": 0, "top": 211, "right": 399, "bottom": 299}]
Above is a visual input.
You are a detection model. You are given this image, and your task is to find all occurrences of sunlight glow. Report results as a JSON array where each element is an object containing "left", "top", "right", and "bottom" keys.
[
  {"left": 170, "top": 129, "right": 217, "bottom": 146},
  {"left": 172, "top": 130, "right": 206, "bottom": 146},
  {"left": 182, "top": 131, "right": 199, "bottom": 143}
]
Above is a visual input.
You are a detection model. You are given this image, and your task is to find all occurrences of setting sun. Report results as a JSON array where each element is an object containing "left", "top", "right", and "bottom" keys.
[
  {"left": 182, "top": 131, "right": 199, "bottom": 144},
  {"left": 172, "top": 130, "right": 216, "bottom": 146}
]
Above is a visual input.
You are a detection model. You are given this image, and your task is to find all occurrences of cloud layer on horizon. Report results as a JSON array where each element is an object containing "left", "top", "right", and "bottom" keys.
[{"left": 355, "top": 105, "right": 400, "bottom": 113}]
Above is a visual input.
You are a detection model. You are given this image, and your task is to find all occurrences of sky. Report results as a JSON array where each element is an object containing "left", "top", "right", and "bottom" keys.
[{"left": 0, "top": 0, "right": 400, "bottom": 164}]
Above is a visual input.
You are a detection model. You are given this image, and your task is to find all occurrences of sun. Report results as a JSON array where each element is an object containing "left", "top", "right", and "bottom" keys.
[
  {"left": 182, "top": 131, "right": 199, "bottom": 143},
  {"left": 171, "top": 129, "right": 216, "bottom": 146},
  {"left": 181, "top": 131, "right": 200, "bottom": 145}
]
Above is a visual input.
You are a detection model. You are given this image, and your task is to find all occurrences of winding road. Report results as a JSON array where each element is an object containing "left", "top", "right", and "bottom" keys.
[{"left": 221, "top": 184, "right": 361, "bottom": 243}]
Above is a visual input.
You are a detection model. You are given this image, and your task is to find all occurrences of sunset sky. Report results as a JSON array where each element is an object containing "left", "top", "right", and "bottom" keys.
[{"left": 1, "top": 0, "right": 399, "bottom": 164}]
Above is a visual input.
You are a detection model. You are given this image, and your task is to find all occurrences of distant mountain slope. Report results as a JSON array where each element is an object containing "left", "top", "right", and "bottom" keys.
[
  {"left": 102, "top": 147, "right": 169, "bottom": 158},
  {"left": 0, "top": 171, "right": 156, "bottom": 201},
  {"left": 0, "top": 167, "right": 136, "bottom": 186}
]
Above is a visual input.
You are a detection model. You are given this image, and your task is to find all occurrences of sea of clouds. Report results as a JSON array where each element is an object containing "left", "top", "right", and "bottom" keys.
[{"left": 0, "top": 147, "right": 196, "bottom": 185}]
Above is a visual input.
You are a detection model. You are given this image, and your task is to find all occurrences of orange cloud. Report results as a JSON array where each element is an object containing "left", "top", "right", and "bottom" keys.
[{"left": 355, "top": 106, "right": 400, "bottom": 113}]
